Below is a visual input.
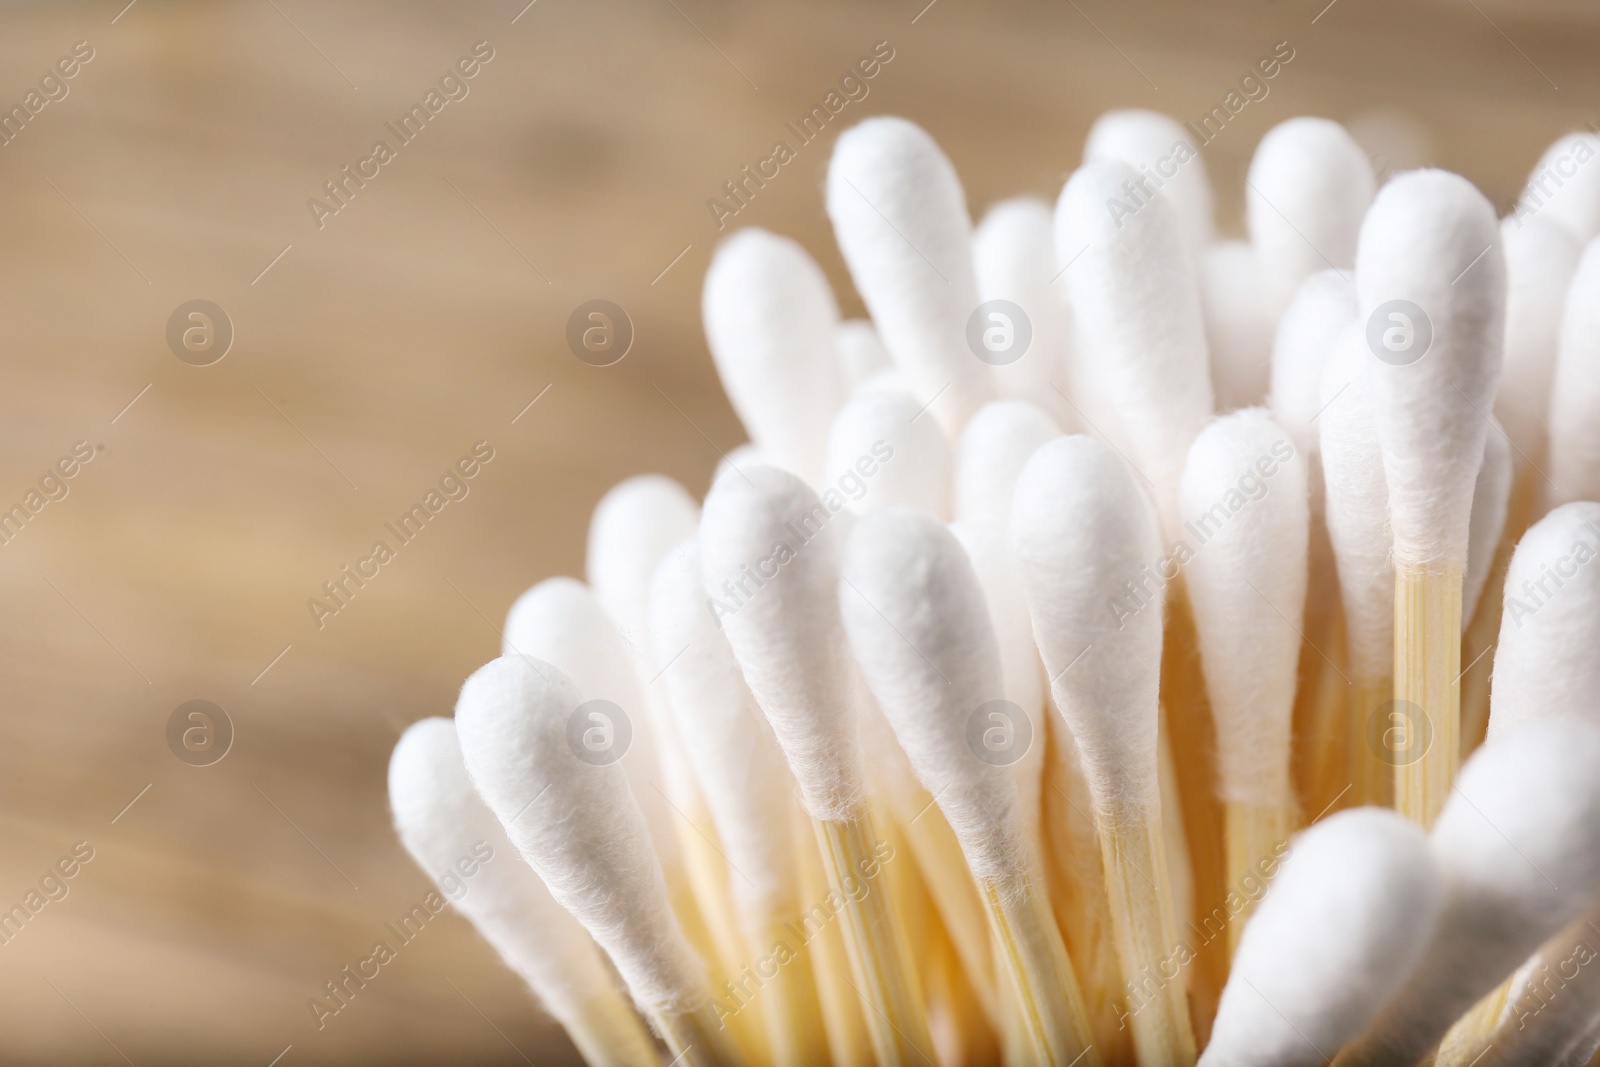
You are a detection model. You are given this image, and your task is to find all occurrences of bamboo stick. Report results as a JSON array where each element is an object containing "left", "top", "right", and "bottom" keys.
[
  {"left": 1221, "top": 802, "right": 1296, "bottom": 954},
  {"left": 1433, "top": 982, "right": 1509, "bottom": 1067},
  {"left": 558, "top": 993, "right": 661, "bottom": 1067},
  {"left": 679, "top": 818, "right": 752, "bottom": 977},
  {"left": 673, "top": 819, "right": 771, "bottom": 1065},
  {"left": 926, "top": 896, "right": 1000, "bottom": 1067},
  {"left": 1350, "top": 673, "right": 1394, "bottom": 808},
  {"left": 1043, "top": 722, "right": 1129, "bottom": 1061},
  {"left": 751, "top": 913, "right": 830, "bottom": 1067},
  {"left": 1393, "top": 562, "right": 1464, "bottom": 827},
  {"left": 1159, "top": 582, "right": 1228, "bottom": 1036},
  {"left": 1294, "top": 522, "right": 1350, "bottom": 818},
  {"left": 897, "top": 792, "right": 1002, "bottom": 1028},
  {"left": 1099, "top": 809, "right": 1200, "bottom": 1067},
  {"left": 981, "top": 869, "right": 1102, "bottom": 1066},
  {"left": 813, "top": 811, "right": 937, "bottom": 1067},
  {"left": 797, "top": 806, "right": 873, "bottom": 1067},
  {"left": 655, "top": 1004, "right": 742, "bottom": 1067}
]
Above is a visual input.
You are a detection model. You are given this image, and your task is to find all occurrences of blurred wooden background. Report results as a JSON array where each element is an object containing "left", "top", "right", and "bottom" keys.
[{"left": 0, "top": 0, "right": 1596, "bottom": 1061}]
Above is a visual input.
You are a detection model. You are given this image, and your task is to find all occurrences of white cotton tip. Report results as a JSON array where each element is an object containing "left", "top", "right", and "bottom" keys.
[
  {"left": 501, "top": 577, "right": 679, "bottom": 869},
  {"left": 1496, "top": 215, "right": 1580, "bottom": 462},
  {"left": 1246, "top": 117, "right": 1375, "bottom": 317},
  {"left": 853, "top": 674, "right": 926, "bottom": 824},
  {"left": 1548, "top": 237, "right": 1600, "bottom": 508},
  {"left": 702, "top": 229, "right": 843, "bottom": 488},
  {"left": 389, "top": 719, "right": 636, "bottom": 1028},
  {"left": 953, "top": 400, "right": 1061, "bottom": 523},
  {"left": 824, "top": 385, "right": 949, "bottom": 518},
  {"left": 1055, "top": 158, "right": 1214, "bottom": 537},
  {"left": 1319, "top": 327, "right": 1393, "bottom": 681},
  {"left": 504, "top": 578, "right": 645, "bottom": 707},
  {"left": 455, "top": 656, "right": 709, "bottom": 1016},
  {"left": 826, "top": 117, "right": 994, "bottom": 435},
  {"left": 1199, "top": 240, "right": 1276, "bottom": 411},
  {"left": 835, "top": 318, "right": 893, "bottom": 393},
  {"left": 1336, "top": 720, "right": 1600, "bottom": 1066},
  {"left": 1358, "top": 169, "right": 1505, "bottom": 566},
  {"left": 839, "top": 508, "right": 1022, "bottom": 881},
  {"left": 649, "top": 540, "right": 796, "bottom": 929},
  {"left": 586, "top": 475, "right": 703, "bottom": 805},
  {"left": 1486, "top": 501, "right": 1600, "bottom": 741},
  {"left": 1012, "top": 435, "right": 1164, "bottom": 814},
  {"left": 1269, "top": 269, "right": 1358, "bottom": 461},
  {"left": 699, "top": 465, "right": 865, "bottom": 821},
  {"left": 972, "top": 197, "right": 1074, "bottom": 427},
  {"left": 1083, "top": 108, "right": 1214, "bottom": 255},
  {"left": 1464, "top": 426, "right": 1513, "bottom": 626},
  {"left": 951, "top": 516, "right": 1046, "bottom": 834},
  {"left": 1178, "top": 409, "right": 1309, "bottom": 809},
  {"left": 587, "top": 475, "right": 701, "bottom": 649},
  {"left": 1200, "top": 809, "right": 1444, "bottom": 1067},
  {"left": 1517, "top": 132, "right": 1600, "bottom": 243}
]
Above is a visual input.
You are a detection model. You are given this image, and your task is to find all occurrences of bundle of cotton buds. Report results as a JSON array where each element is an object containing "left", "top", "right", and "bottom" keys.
[{"left": 386, "top": 110, "right": 1600, "bottom": 1067}]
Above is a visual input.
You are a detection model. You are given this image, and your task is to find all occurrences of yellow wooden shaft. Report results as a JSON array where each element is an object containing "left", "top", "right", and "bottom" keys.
[
  {"left": 1350, "top": 673, "right": 1393, "bottom": 809},
  {"left": 559, "top": 992, "right": 661, "bottom": 1067},
  {"left": 654, "top": 1003, "right": 742, "bottom": 1067},
  {"left": 1393, "top": 562, "right": 1463, "bottom": 827},
  {"left": 982, "top": 871, "right": 1103, "bottom": 1066},
  {"left": 814, "top": 812, "right": 935, "bottom": 1067},
  {"left": 796, "top": 808, "right": 872, "bottom": 1067},
  {"left": 1221, "top": 801, "right": 1295, "bottom": 955},
  {"left": 751, "top": 912, "right": 832, "bottom": 1067},
  {"left": 1098, "top": 810, "right": 1199, "bottom": 1067}
]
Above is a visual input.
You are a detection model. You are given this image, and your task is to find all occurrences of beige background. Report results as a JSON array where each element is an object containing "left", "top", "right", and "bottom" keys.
[{"left": 0, "top": 0, "right": 1594, "bottom": 1062}]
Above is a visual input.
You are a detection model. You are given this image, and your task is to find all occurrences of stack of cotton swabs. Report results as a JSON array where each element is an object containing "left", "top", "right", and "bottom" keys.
[{"left": 386, "top": 111, "right": 1600, "bottom": 1067}]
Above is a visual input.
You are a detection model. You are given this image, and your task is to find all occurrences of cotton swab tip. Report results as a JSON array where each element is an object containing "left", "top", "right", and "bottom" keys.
[{"left": 1203, "top": 808, "right": 1444, "bottom": 1067}]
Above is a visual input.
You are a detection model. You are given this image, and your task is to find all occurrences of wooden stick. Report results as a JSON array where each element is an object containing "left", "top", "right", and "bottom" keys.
[
  {"left": 1350, "top": 673, "right": 1394, "bottom": 808},
  {"left": 1304, "top": 670, "right": 1350, "bottom": 816},
  {"left": 1043, "top": 723, "right": 1130, "bottom": 1060},
  {"left": 1294, "top": 526, "right": 1351, "bottom": 818},
  {"left": 1098, "top": 808, "right": 1200, "bottom": 1067},
  {"left": 1433, "top": 981, "right": 1509, "bottom": 1067},
  {"left": 1159, "top": 583, "right": 1228, "bottom": 1037},
  {"left": 1157, "top": 720, "right": 1196, "bottom": 954},
  {"left": 996, "top": 937, "right": 1027, "bottom": 1067},
  {"left": 897, "top": 787, "right": 1002, "bottom": 1027},
  {"left": 1221, "top": 801, "right": 1296, "bottom": 954},
  {"left": 813, "top": 811, "right": 937, "bottom": 1067},
  {"left": 555, "top": 993, "right": 662, "bottom": 1067},
  {"left": 655, "top": 1004, "right": 742, "bottom": 1067},
  {"left": 664, "top": 867, "right": 775, "bottom": 1064},
  {"left": 752, "top": 914, "right": 830, "bottom": 1067},
  {"left": 928, "top": 898, "right": 1000, "bottom": 1066},
  {"left": 1393, "top": 561, "right": 1464, "bottom": 826},
  {"left": 797, "top": 805, "right": 874, "bottom": 1067},
  {"left": 907, "top": 841, "right": 999, "bottom": 1067},
  {"left": 981, "top": 869, "right": 1102, "bottom": 1066},
  {"left": 677, "top": 817, "right": 750, "bottom": 975},
  {"left": 673, "top": 820, "right": 771, "bottom": 1066}
]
